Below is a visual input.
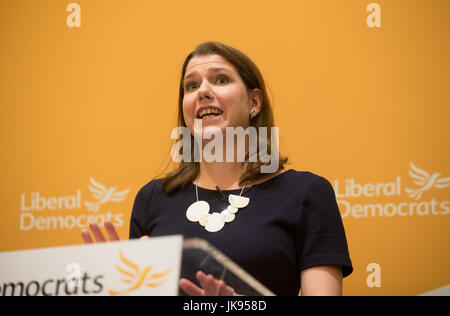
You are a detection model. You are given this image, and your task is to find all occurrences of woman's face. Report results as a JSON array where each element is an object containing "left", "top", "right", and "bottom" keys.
[{"left": 182, "top": 54, "right": 261, "bottom": 136}]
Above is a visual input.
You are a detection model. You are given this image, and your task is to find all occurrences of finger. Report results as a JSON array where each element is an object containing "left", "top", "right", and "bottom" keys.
[
  {"left": 179, "top": 278, "right": 204, "bottom": 296},
  {"left": 104, "top": 220, "right": 120, "bottom": 241},
  {"left": 196, "top": 271, "right": 234, "bottom": 296},
  {"left": 89, "top": 221, "right": 106, "bottom": 243},
  {"left": 220, "top": 284, "right": 235, "bottom": 296},
  {"left": 81, "top": 229, "right": 93, "bottom": 244},
  {"left": 209, "top": 276, "right": 224, "bottom": 296},
  {"left": 140, "top": 235, "right": 150, "bottom": 240},
  {"left": 202, "top": 274, "right": 218, "bottom": 296},
  {"left": 196, "top": 271, "right": 208, "bottom": 289},
  {"left": 196, "top": 271, "right": 210, "bottom": 294},
  {"left": 213, "top": 280, "right": 235, "bottom": 296},
  {"left": 215, "top": 280, "right": 227, "bottom": 296},
  {"left": 197, "top": 272, "right": 224, "bottom": 296}
]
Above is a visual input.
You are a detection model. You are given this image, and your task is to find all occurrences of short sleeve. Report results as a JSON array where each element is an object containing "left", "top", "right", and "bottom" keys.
[
  {"left": 297, "top": 176, "right": 353, "bottom": 277},
  {"left": 129, "top": 181, "right": 154, "bottom": 239}
]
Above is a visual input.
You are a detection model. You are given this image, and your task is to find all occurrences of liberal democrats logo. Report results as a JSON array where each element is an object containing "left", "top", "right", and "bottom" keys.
[
  {"left": 108, "top": 251, "right": 172, "bottom": 296},
  {"left": 19, "top": 177, "right": 130, "bottom": 231},
  {"left": 84, "top": 177, "right": 130, "bottom": 213},
  {"left": 405, "top": 162, "right": 450, "bottom": 200},
  {"left": 334, "top": 162, "right": 450, "bottom": 219}
]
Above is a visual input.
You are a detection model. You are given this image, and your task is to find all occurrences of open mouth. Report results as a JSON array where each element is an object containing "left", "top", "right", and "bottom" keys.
[{"left": 197, "top": 107, "right": 223, "bottom": 120}]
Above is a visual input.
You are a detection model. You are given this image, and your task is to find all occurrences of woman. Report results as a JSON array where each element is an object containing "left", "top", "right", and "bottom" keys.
[{"left": 82, "top": 41, "right": 353, "bottom": 296}]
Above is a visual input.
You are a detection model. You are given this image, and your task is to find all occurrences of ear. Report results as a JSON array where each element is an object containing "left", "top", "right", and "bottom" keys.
[{"left": 248, "top": 88, "right": 262, "bottom": 114}]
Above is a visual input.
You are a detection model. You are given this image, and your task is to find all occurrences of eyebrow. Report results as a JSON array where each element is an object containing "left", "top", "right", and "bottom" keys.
[{"left": 183, "top": 67, "right": 232, "bottom": 83}]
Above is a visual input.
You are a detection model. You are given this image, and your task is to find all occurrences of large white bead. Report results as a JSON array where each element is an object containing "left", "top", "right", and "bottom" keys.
[
  {"left": 220, "top": 210, "right": 235, "bottom": 223},
  {"left": 226, "top": 205, "right": 238, "bottom": 214},
  {"left": 228, "top": 194, "right": 250, "bottom": 208},
  {"left": 199, "top": 214, "right": 211, "bottom": 227},
  {"left": 186, "top": 201, "right": 210, "bottom": 222},
  {"left": 205, "top": 212, "right": 225, "bottom": 232}
]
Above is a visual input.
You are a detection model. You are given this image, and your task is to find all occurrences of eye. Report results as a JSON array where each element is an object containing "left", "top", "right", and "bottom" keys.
[
  {"left": 185, "top": 82, "right": 198, "bottom": 91},
  {"left": 216, "top": 75, "right": 229, "bottom": 84}
]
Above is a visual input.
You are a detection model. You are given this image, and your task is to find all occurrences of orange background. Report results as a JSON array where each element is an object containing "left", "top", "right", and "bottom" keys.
[{"left": 1, "top": 0, "right": 449, "bottom": 295}]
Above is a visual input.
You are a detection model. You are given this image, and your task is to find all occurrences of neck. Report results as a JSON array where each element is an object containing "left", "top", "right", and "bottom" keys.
[
  {"left": 195, "top": 133, "right": 249, "bottom": 190},
  {"left": 196, "top": 161, "right": 245, "bottom": 190}
]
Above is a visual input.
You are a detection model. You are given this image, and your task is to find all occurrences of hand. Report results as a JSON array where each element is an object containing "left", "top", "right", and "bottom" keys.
[
  {"left": 179, "top": 271, "right": 237, "bottom": 296},
  {"left": 81, "top": 220, "right": 150, "bottom": 244},
  {"left": 81, "top": 220, "right": 120, "bottom": 244}
]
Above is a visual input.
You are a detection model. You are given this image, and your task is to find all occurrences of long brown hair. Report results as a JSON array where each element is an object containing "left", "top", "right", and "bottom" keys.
[{"left": 162, "top": 41, "right": 288, "bottom": 194}]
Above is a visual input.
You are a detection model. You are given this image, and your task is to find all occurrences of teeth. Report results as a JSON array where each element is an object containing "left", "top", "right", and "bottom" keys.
[{"left": 198, "top": 108, "right": 222, "bottom": 118}]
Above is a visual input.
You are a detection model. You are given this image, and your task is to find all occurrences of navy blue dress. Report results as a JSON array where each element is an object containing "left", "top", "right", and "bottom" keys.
[{"left": 129, "top": 169, "right": 353, "bottom": 296}]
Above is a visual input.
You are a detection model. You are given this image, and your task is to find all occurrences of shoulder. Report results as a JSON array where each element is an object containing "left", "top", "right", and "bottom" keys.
[
  {"left": 276, "top": 169, "right": 336, "bottom": 200},
  {"left": 279, "top": 169, "right": 332, "bottom": 188},
  {"left": 135, "top": 177, "right": 191, "bottom": 200},
  {"left": 135, "top": 178, "right": 165, "bottom": 199}
]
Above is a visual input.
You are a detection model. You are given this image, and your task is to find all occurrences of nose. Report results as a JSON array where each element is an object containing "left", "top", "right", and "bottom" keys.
[{"left": 197, "top": 79, "right": 214, "bottom": 103}]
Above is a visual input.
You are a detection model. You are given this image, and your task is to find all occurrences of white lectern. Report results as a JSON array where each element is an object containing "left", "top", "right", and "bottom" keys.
[{"left": 0, "top": 235, "right": 275, "bottom": 296}]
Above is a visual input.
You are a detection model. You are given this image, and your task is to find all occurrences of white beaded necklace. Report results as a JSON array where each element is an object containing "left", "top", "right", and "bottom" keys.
[{"left": 186, "top": 183, "right": 250, "bottom": 232}]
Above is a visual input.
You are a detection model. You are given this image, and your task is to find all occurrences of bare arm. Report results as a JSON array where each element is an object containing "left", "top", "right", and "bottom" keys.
[{"left": 300, "top": 265, "right": 343, "bottom": 296}]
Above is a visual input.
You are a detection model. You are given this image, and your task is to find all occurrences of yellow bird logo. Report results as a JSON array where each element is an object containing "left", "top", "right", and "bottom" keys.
[
  {"left": 405, "top": 162, "right": 450, "bottom": 200},
  {"left": 108, "top": 251, "right": 172, "bottom": 296},
  {"left": 84, "top": 177, "right": 130, "bottom": 213}
]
